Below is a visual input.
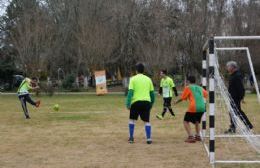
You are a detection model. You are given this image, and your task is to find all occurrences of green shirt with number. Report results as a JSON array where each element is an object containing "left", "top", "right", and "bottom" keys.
[{"left": 160, "top": 76, "right": 175, "bottom": 98}]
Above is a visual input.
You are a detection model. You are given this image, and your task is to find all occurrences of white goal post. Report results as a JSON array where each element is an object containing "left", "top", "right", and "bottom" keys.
[{"left": 202, "top": 36, "right": 260, "bottom": 167}]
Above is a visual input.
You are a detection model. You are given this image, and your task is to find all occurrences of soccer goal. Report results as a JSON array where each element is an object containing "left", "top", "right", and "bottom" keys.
[{"left": 201, "top": 36, "right": 260, "bottom": 168}]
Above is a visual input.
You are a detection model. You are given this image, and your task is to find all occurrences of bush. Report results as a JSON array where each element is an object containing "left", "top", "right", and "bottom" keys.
[{"left": 62, "top": 74, "right": 76, "bottom": 89}]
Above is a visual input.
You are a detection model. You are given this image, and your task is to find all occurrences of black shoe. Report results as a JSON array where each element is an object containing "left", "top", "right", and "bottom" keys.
[
  {"left": 147, "top": 140, "right": 152, "bottom": 144},
  {"left": 128, "top": 137, "right": 134, "bottom": 144},
  {"left": 224, "top": 128, "right": 236, "bottom": 134},
  {"left": 25, "top": 116, "right": 31, "bottom": 119}
]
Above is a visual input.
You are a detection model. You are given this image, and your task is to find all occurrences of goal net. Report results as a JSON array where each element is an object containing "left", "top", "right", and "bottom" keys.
[{"left": 202, "top": 36, "right": 260, "bottom": 167}]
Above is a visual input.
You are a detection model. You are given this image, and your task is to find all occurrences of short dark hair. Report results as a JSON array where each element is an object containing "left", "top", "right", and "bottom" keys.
[
  {"left": 136, "top": 63, "right": 145, "bottom": 73},
  {"left": 188, "top": 76, "right": 196, "bottom": 83},
  {"left": 161, "top": 69, "right": 167, "bottom": 75},
  {"left": 31, "top": 77, "right": 38, "bottom": 81}
]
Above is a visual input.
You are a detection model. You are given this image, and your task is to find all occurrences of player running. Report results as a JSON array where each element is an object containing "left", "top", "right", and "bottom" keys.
[{"left": 156, "top": 70, "right": 178, "bottom": 120}]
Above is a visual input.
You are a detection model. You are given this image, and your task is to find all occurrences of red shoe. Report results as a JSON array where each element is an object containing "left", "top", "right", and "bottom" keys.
[
  {"left": 35, "top": 100, "right": 41, "bottom": 108},
  {"left": 195, "top": 135, "right": 202, "bottom": 141},
  {"left": 185, "top": 136, "right": 196, "bottom": 143}
]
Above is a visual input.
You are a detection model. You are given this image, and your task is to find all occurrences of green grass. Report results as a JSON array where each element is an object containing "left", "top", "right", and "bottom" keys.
[{"left": 0, "top": 94, "right": 259, "bottom": 168}]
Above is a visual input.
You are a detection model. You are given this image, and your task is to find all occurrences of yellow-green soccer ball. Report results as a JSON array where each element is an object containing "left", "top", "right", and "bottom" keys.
[{"left": 53, "top": 104, "right": 59, "bottom": 111}]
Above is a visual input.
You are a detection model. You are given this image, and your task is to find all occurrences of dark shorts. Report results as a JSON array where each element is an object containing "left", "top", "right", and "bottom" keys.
[
  {"left": 130, "top": 101, "right": 151, "bottom": 122},
  {"left": 163, "top": 97, "right": 172, "bottom": 107},
  {"left": 184, "top": 112, "right": 204, "bottom": 124}
]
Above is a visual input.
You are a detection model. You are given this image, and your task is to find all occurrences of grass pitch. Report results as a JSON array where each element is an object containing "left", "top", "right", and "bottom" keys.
[{"left": 0, "top": 94, "right": 259, "bottom": 168}]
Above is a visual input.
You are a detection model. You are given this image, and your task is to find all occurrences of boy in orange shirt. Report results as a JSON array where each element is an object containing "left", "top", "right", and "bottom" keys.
[{"left": 174, "top": 76, "right": 207, "bottom": 143}]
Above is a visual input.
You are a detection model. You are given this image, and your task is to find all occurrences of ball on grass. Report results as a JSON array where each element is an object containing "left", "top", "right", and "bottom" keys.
[{"left": 53, "top": 104, "right": 60, "bottom": 111}]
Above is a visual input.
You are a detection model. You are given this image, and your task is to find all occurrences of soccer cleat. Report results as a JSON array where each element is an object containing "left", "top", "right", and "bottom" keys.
[
  {"left": 146, "top": 140, "right": 152, "bottom": 144},
  {"left": 35, "top": 100, "right": 41, "bottom": 108},
  {"left": 128, "top": 137, "right": 134, "bottom": 144},
  {"left": 195, "top": 135, "right": 202, "bottom": 141},
  {"left": 170, "top": 115, "right": 175, "bottom": 119},
  {"left": 156, "top": 114, "right": 163, "bottom": 120},
  {"left": 184, "top": 136, "right": 196, "bottom": 143},
  {"left": 224, "top": 128, "right": 236, "bottom": 134}
]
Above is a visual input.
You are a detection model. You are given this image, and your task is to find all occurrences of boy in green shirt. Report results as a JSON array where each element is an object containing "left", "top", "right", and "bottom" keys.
[
  {"left": 156, "top": 70, "right": 178, "bottom": 120},
  {"left": 126, "top": 63, "right": 155, "bottom": 144},
  {"left": 17, "top": 77, "right": 41, "bottom": 119}
]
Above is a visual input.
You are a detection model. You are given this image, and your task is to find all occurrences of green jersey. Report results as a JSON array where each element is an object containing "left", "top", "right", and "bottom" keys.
[
  {"left": 160, "top": 76, "right": 175, "bottom": 98},
  {"left": 128, "top": 74, "right": 154, "bottom": 104},
  {"left": 17, "top": 78, "right": 32, "bottom": 95}
]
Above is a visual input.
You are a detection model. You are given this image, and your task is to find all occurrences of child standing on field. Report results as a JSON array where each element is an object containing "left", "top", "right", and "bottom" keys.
[
  {"left": 174, "top": 76, "right": 207, "bottom": 143},
  {"left": 156, "top": 70, "right": 178, "bottom": 120}
]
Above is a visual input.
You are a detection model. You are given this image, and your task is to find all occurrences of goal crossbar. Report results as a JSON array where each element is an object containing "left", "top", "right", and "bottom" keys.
[{"left": 203, "top": 36, "right": 260, "bottom": 50}]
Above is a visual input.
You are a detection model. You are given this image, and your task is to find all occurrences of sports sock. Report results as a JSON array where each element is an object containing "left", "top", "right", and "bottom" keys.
[
  {"left": 129, "top": 121, "right": 135, "bottom": 139},
  {"left": 145, "top": 123, "right": 151, "bottom": 140},
  {"left": 169, "top": 107, "right": 175, "bottom": 116},
  {"left": 162, "top": 108, "right": 167, "bottom": 117}
]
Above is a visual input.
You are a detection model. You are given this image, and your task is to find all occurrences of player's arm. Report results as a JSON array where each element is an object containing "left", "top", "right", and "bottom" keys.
[
  {"left": 174, "top": 98, "right": 182, "bottom": 104},
  {"left": 171, "top": 78, "right": 178, "bottom": 97},
  {"left": 29, "top": 83, "right": 40, "bottom": 91},
  {"left": 236, "top": 76, "right": 245, "bottom": 100},
  {"left": 172, "top": 87, "right": 178, "bottom": 97},
  {"left": 150, "top": 80, "right": 155, "bottom": 107},
  {"left": 203, "top": 89, "right": 208, "bottom": 99},
  {"left": 126, "top": 89, "right": 134, "bottom": 109},
  {"left": 174, "top": 87, "right": 189, "bottom": 105},
  {"left": 150, "top": 90, "right": 155, "bottom": 106},
  {"left": 126, "top": 78, "right": 134, "bottom": 109},
  {"left": 159, "top": 79, "right": 162, "bottom": 95}
]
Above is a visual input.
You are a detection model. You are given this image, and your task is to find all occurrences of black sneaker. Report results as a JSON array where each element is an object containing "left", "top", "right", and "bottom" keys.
[
  {"left": 25, "top": 116, "right": 31, "bottom": 119},
  {"left": 224, "top": 128, "right": 236, "bottom": 134},
  {"left": 147, "top": 140, "right": 152, "bottom": 144},
  {"left": 128, "top": 138, "right": 134, "bottom": 144}
]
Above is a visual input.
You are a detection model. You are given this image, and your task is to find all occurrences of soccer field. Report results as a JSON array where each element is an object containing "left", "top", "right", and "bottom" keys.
[{"left": 0, "top": 94, "right": 259, "bottom": 168}]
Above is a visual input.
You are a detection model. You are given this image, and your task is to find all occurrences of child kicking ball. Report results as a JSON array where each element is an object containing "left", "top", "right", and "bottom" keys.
[{"left": 17, "top": 77, "right": 41, "bottom": 119}]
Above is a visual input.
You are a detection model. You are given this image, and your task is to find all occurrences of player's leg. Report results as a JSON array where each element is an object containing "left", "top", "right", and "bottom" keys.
[
  {"left": 129, "top": 102, "right": 139, "bottom": 143},
  {"left": 194, "top": 113, "right": 203, "bottom": 141},
  {"left": 19, "top": 95, "right": 30, "bottom": 119},
  {"left": 183, "top": 112, "right": 196, "bottom": 143},
  {"left": 128, "top": 119, "right": 136, "bottom": 143},
  {"left": 238, "top": 109, "right": 253, "bottom": 129},
  {"left": 234, "top": 100, "right": 253, "bottom": 130},
  {"left": 225, "top": 102, "right": 237, "bottom": 133},
  {"left": 183, "top": 121, "right": 192, "bottom": 136},
  {"left": 140, "top": 101, "right": 152, "bottom": 144},
  {"left": 156, "top": 98, "right": 167, "bottom": 120},
  {"left": 24, "top": 94, "right": 40, "bottom": 107},
  {"left": 167, "top": 98, "right": 175, "bottom": 116}
]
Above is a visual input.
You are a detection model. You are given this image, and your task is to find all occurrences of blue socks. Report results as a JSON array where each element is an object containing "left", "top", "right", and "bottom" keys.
[
  {"left": 129, "top": 122, "right": 135, "bottom": 139},
  {"left": 145, "top": 123, "right": 152, "bottom": 140},
  {"left": 129, "top": 121, "right": 152, "bottom": 142}
]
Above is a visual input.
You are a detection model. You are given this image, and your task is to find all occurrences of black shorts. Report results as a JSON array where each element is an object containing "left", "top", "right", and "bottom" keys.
[
  {"left": 163, "top": 97, "right": 172, "bottom": 107},
  {"left": 184, "top": 112, "right": 204, "bottom": 124},
  {"left": 130, "top": 101, "right": 151, "bottom": 122}
]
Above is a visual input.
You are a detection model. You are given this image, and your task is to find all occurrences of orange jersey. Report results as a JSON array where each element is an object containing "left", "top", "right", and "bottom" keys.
[{"left": 181, "top": 85, "right": 208, "bottom": 113}]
